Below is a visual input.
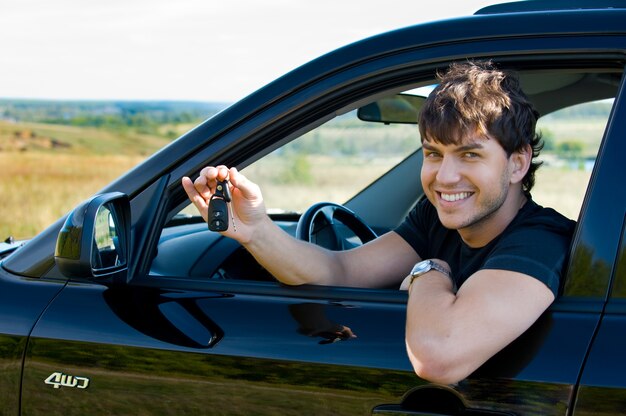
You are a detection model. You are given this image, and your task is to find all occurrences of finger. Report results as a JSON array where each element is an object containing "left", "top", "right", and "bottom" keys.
[
  {"left": 199, "top": 166, "right": 213, "bottom": 179},
  {"left": 193, "top": 174, "right": 213, "bottom": 200},
  {"left": 182, "top": 177, "right": 209, "bottom": 217},
  {"left": 228, "top": 167, "right": 261, "bottom": 200},
  {"left": 199, "top": 166, "right": 218, "bottom": 185},
  {"left": 198, "top": 165, "right": 230, "bottom": 191},
  {"left": 215, "top": 165, "right": 231, "bottom": 181}
]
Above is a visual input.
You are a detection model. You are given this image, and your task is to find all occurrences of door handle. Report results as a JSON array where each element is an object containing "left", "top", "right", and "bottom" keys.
[
  {"left": 372, "top": 385, "right": 514, "bottom": 416},
  {"left": 373, "top": 404, "right": 513, "bottom": 415},
  {"left": 373, "top": 403, "right": 445, "bottom": 415}
]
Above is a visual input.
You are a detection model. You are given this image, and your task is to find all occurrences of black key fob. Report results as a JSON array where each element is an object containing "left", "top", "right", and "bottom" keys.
[
  {"left": 216, "top": 180, "right": 231, "bottom": 202},
  {"left": 208, "top": 197, "right": 229, "bottom": 231}
]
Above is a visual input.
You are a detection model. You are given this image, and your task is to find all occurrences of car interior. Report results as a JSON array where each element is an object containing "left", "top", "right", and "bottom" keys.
[{"left": 148, "top": 62, "right": 623, "bottom": 289}]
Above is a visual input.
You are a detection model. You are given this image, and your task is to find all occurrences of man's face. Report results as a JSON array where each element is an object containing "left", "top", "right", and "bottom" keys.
[{"left": 420, "top": 133, "right": 521, "bottom": 245}]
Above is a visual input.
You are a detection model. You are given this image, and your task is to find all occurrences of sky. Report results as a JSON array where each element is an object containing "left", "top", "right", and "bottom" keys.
[{"left": 1, "top": 0, "right": 503, "bottom": 103}]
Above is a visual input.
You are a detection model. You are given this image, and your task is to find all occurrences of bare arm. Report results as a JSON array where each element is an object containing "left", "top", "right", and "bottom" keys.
[
  {"left": 183, "top": 166, "right": 419, "bottom": 288},
  {"left": 401, "top": 267, "right": 554, "bottom": 384},
  {"left": 245, "top": 223, "right": 419, "bottom": 288}
]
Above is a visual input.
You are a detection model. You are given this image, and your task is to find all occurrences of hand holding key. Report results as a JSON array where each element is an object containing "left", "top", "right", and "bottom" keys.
[{"left": 182, "top": 166, "right": 267, "bottom": 242}]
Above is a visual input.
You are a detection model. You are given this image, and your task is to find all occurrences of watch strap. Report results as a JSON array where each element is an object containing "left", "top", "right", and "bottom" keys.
[{"left": 410, "top": 260, "right": 452, "bottom": 285}]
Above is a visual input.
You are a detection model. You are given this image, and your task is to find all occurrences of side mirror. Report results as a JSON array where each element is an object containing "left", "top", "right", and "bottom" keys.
[
  {"left": 357, "top": 93, "right": 426, "bottom": 125},
  {"left": 55, "top": 192, "right": 131, "bottom": 284}
]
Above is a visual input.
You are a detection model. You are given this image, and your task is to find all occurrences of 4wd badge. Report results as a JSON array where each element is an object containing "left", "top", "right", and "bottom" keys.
[{"left": 44, "top": 372, "right": 90, "bottom": 389}]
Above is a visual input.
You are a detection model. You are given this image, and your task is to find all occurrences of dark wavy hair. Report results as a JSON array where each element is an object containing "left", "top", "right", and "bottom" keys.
[{"left": 419, "top": 60, "right": 543, "bottom": 193}]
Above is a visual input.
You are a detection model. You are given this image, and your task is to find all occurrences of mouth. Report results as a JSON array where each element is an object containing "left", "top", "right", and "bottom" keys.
[{"left": 438, "top": 191, "right": 473, "bottom": 203}]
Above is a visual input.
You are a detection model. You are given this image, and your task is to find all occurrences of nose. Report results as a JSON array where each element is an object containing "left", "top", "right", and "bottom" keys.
[{"left": 435, "top": 155, "right": 462, "bottom": 185}]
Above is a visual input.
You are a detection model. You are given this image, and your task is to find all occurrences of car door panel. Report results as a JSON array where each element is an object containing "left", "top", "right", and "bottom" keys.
[
  {"left": 22, "top": 283, "right": 419, "bottom": 416},
  {"left": 21, "top": 278, "right": 599, "bottom": 416}
]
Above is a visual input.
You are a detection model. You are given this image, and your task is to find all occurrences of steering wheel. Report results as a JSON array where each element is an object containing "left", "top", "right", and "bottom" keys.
[{"left": 295, "top": 202, "right": 378, "bottom": 250}]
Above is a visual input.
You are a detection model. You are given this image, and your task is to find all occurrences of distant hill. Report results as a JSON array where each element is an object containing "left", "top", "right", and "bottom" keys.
[
  {"left": 0, "top": 99, "right": 230, "bottom": 156},
  {"left": 0, "top": 99, "right": 229, "bottom": 125}
]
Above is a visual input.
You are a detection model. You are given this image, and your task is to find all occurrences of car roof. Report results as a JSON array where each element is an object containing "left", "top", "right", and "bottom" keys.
[{"left": 475, "top": 0, "right": 626, "bottom": 15}]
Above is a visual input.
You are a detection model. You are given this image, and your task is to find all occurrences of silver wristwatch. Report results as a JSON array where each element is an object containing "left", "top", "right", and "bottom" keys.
[{"left": 410, "top": 259, "right": 451, "bottom": 285}]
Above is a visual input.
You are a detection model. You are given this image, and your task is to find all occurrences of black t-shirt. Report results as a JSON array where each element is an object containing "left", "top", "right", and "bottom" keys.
[{"left": 394, "top": 198, "right": 576, "bottom": 296}]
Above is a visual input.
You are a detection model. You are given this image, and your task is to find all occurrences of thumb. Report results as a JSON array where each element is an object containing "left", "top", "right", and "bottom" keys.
[{"left": 228, "top": 167, "right": 262, "bottom": 201}]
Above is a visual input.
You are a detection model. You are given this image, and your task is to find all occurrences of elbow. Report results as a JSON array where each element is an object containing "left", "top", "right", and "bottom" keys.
[
  {"left": 409, "top": 357, "right": 465, "bottom": 385},
  {"left": 405, "top": 339, "right": 469, "bottom": 385},
  {"left": 411, "top": 364, "right": 466, "bottom": 386}
]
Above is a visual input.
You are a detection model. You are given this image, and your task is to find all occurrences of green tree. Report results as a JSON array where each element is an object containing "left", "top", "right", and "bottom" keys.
[
  {"left": 556, "top": 140, "right": 584, "bottom": 160},
  {"left": 539, "top": 129, "right": 555, "bottom": 152}
]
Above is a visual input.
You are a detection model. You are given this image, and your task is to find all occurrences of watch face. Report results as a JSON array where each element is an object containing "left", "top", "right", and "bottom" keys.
[{"left": 411, "top": 260, "right": 431, "bottom": 275}]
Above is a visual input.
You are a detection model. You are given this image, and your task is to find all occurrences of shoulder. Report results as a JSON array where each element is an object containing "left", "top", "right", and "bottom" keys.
[
  {"left": 510, "top": 198, "right": 576, "bottom": 239},
  {"left": 483, "top": 198, "right": 576, "bottom": 296}
]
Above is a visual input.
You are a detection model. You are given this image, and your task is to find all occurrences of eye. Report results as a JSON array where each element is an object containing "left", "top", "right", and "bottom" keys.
[
  {"left": 463, "top": 152, "right": 480, "bottom": 159},
  {"left": 424, "top": 150, "right": 442, "bottom": 159}
]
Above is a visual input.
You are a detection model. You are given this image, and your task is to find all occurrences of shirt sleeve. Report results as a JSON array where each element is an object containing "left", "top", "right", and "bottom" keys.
[{"left": 481, "top": 208, "right": 575, "bottom": 297}]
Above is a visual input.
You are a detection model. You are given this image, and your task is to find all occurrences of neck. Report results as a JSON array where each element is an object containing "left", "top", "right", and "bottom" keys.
[{"left": 459, "top": 190, "right": 527, "bottom": 248}]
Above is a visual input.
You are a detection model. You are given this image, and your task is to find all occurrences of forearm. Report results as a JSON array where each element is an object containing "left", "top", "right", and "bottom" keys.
[
  {"left": 241, "top": 216, "right": 344, "bottom": 286},
  {"left": 405, "top": 272, "right": 470, "bottom": 384},
  {"left": 404, "top": 268, "right": 553, "bottom": 385}
]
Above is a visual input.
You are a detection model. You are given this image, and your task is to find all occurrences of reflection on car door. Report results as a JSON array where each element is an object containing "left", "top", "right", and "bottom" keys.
[
  {"left": 21, "top": 282, "right": 418, "bottom": 415},
  {"left": 573, "top": 228, "right": 626, "bottom": 415}
]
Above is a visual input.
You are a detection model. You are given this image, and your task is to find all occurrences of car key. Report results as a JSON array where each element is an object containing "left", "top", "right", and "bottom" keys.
[
  {"left": 216, "top": 179, "right": 231, "bottom": 203},
  {"left": 208, "top": 179, "right": 231, "bottom": 232},
  {"left": 208, "top": 197, "right": 228, "bottom": 231}
]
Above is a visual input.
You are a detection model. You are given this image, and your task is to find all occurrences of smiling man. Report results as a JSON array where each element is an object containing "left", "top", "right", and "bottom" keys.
[
  {"left": 393, "top": 62, "right": 575, "bottom": 382},
  {"left": 183, "top": 61, "right": 575, "bottom": 385}
]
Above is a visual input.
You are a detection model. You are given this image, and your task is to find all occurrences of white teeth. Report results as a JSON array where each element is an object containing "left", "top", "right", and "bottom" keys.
[{"left": 440, "top": 192, "right": 471, "bottom": 202}]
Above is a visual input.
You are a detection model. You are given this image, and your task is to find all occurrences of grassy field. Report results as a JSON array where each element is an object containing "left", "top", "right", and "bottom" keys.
[
  {"left": 0, "top": 152, "right": 146, "bottom": 239},
  {"left": 0, "top": 120, "right": 170, "bottom": 156},
  {"left": 0, "top": 119, "right": 168, "bottom": 239}
]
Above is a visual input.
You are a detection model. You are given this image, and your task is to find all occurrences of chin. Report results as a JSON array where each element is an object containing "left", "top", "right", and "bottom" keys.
[{"left": 437, "top": 217, "right": 468, "bottom": 231}]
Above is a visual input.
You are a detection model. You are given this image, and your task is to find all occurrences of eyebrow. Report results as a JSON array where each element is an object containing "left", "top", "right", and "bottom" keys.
[
  {"left": 457, "top": 142, "right": 485, "bottom": 152},
  {"left": 422, "top": 141, "right": 485, "bottom": 152}
]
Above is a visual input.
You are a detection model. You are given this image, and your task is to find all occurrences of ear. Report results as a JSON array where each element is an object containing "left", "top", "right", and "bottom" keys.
[{"left": 509, "top": 144, "right": 532, "bottom": 184}]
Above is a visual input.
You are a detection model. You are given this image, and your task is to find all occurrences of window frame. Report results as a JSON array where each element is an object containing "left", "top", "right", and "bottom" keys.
[{"left": 130, "top": 48, "right": 626, "bottom": 307}]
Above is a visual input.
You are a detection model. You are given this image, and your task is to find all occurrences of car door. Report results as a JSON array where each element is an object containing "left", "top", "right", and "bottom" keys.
[
  {"left": 18, "top": 15, "right": 626, "bottom": 416},
  {"left": 22, "top": 283, "right": 417, "bottom": 415}
]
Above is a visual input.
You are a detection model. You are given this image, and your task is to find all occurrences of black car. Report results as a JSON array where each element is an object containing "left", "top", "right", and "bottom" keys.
[{"left": 2, "top": 1, "right": 626, "bottom": 415}]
